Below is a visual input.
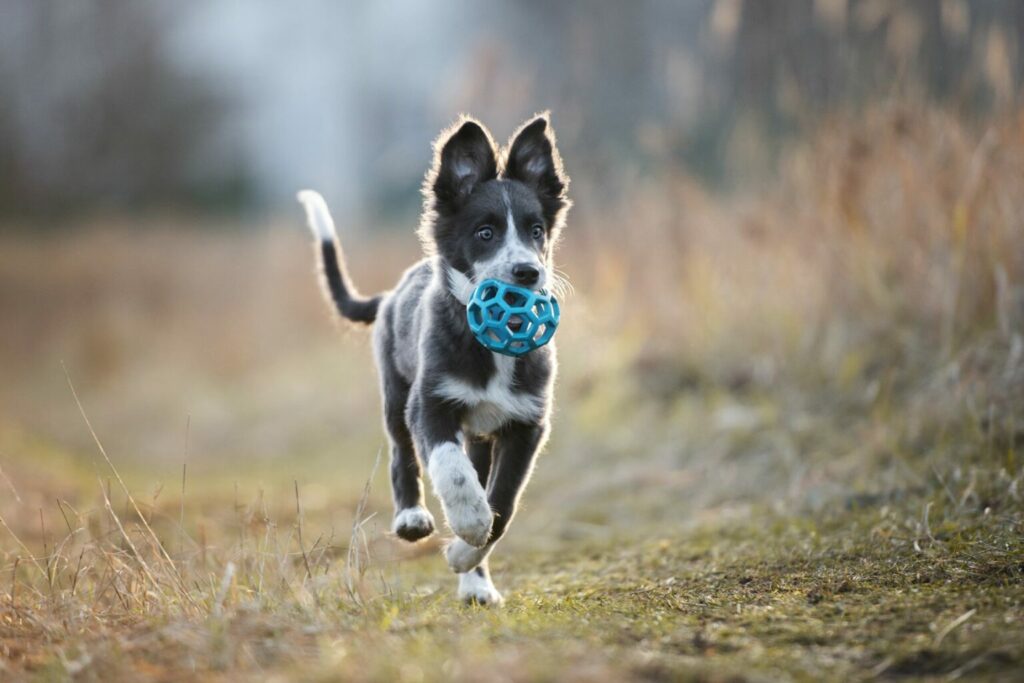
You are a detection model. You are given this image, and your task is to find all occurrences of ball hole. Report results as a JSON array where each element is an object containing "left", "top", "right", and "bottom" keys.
[{"left": 503, "top": 291, "right": 527, "bottom": 307}]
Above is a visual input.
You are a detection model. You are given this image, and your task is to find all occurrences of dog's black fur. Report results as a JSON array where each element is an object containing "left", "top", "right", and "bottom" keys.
[{"left": 299, "top": 114, "right": 570, "bottom": 604}]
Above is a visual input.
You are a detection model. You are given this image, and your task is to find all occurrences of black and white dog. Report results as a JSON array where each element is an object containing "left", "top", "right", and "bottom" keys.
[{"left": 298, "top": 114, "right": 570, "bottom": 605}]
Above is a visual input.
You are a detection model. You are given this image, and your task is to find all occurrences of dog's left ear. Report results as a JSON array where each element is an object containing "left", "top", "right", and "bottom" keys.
[{"left": 504, "top": 113, "right": 570, "bottom": 224}]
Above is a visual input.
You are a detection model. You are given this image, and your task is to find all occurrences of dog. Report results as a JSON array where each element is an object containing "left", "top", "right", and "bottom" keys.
[{"left": 298, "top": 113, "right": 570, "bottom": 605}]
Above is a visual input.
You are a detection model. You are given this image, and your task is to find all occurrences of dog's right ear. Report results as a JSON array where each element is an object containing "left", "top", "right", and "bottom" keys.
[{"left": 428, "top": 118, "right": 498, "bottom": 215}]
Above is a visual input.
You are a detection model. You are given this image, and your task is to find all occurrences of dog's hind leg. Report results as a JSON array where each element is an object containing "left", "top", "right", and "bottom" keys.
[
  {"left": 457, "top": 560, "right": 503, "bottom": 606},
  {"left": 384, "top": 371, "right": 435, "bottom": 542}
]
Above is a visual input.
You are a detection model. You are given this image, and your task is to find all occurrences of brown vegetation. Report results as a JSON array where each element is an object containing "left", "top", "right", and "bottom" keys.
[{"left": 0, "top": 106, "right": 1022, "bottom": 680}]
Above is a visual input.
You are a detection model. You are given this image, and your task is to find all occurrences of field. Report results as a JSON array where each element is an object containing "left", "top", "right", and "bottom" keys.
[{"left": 1, "top": 106, "right": 1022, "bottom": 681}]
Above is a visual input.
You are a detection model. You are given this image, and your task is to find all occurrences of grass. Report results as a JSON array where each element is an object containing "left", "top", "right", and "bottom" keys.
[
  {"left": 2, "top": 486, "right": 1020, "bottom": 681},
  {"left": 1, "top": 104, "right": 1023, "bottom": 680}
]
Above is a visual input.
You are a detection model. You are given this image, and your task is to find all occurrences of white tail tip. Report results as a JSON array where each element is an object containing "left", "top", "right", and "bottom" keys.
[{"left": 297, "top": 189, "right": 337, "bottom": 242}]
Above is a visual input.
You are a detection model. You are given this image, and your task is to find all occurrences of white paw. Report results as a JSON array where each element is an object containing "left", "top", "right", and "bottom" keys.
[
  {"left": 446, "top": 538, "right": 490, "bottom": 574},
  {"left": 458, "top": 570, "right": 504, "bottom": 606},
  {"left": 428, "top": 443, "right": 493, "bottom": 547},
  {"left": 392, "top": 505, "right": 435, "bottom": 542},
  {"left": 444, "top": 492, "right": 492, "bottom": 547}
]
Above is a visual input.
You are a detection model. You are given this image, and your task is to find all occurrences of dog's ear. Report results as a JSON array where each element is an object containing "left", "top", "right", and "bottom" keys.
[
  {"left": 504, "top": 113, "right": 570, "bottom": 223},
  {"left": 429, "top": 117, "right": 498, "bottom": 215}
]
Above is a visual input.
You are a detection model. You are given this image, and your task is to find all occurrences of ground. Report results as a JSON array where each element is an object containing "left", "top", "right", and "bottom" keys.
[
  {"left": 1, "top": 338, "right": 1020, "bottom": 681},
  {"left": 0, "top": 107, "right": 1022, "bottom": 681},
  {"left": 2, "top": 460, "right": 1021, "bottom": 681}
]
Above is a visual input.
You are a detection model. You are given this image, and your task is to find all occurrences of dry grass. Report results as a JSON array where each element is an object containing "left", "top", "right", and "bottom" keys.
[{"left": 0, "top": 105, "right": 1022, "bottom": 681}]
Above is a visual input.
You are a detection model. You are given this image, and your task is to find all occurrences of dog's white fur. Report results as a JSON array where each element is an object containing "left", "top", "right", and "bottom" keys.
[
  {"left": 458, "top": 568, "right": 503, "bottom": 605},
  {"left": 427, "top": 441, "right": 493, "bottom": 547},
  {"left": 297, "top": 190, "right": 336, "bottom": 241},
  {"left": 434, "top": 354, "right": 546, "bottom": 435},
  {"left": 444, "top": 266, "right": 475, "bottom": 305},
  {"left": 447, "top": 537, "right": 492, "bottom": 573},
  {"left": 391, "top": 505, "right": 435, "bottom": 538}
]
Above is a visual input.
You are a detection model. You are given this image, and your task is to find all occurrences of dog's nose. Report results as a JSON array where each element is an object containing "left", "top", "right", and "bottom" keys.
[{"left": 511, "top": 263, "right": 540, "bottom": 286}]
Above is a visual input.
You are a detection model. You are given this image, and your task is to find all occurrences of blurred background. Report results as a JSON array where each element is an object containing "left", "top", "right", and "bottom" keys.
[
  {"left": 0, "top": 0, "right": 1022, "bottom": 554},
  {"left": 3, "top": 1, "right": 1022, "bottom": 217}
]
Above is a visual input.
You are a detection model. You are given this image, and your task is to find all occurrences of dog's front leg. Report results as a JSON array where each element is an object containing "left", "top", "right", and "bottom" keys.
[
  {"left": 409, "top": 391, "right": 493, "bottom": 548},
  {"left": 446, "top": 420, "right": 546, "bottom": 573}
]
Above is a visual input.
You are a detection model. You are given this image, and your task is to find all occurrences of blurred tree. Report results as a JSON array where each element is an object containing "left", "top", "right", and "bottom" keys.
[
  {"left": 683, "top": 0, "right": 1023, "bottom": 186},
  {"left": 0, "top": 1, "right": 242, "bottom": 220},
  {"left": 0, "top": 0, "right": 1019, "bottom": 219}
]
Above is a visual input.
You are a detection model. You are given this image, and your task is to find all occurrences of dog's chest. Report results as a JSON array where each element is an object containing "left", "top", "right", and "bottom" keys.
[{"left": 436, "top": 355, "right": 544, "bottom": 435}]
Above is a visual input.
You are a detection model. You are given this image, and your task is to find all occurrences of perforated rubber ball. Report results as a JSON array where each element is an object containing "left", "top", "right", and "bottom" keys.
[{"left": 466, "top": 279, "right": 560, "bottom": 357}]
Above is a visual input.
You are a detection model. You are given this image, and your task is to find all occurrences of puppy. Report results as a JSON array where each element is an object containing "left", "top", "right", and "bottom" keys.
[{"left": 298, "top": 114, "right": 570, "bottom": 605}]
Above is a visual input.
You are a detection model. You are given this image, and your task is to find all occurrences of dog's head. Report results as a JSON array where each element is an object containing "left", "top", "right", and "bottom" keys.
[{"left": 421, "top": 114, "right": 570, "bottom": 301}]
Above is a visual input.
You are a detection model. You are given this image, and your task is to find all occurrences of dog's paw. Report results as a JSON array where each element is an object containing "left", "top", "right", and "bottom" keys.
[
  {"left": 444, "top": 492, "right": 493, "bottom": 548},
  {"left": 446, "top": 538, "right": 490, "bottom": 573},
  {"left": 392, "top": 506, "right": 435, "bottom": 542},
  {"left": 428, "top": 443, "right": 493, "bottom": 548},
  {"left": 458, "top": 570, "right": 504, "bottom": 607}
]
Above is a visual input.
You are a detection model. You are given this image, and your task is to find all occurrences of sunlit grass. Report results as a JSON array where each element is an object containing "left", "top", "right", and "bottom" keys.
[{"left": 0, "top": 105, "right": 1022, "bottom": 680}]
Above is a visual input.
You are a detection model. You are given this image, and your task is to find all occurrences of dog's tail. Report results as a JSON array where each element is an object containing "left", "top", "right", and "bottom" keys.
[{"left": 297, "top": 190, "right": 381, "bottom": 325}]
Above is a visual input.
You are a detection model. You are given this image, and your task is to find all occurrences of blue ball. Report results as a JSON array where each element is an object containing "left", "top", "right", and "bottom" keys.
[{"left": 466, "top": 279, "right": 560, "bottom": 356}]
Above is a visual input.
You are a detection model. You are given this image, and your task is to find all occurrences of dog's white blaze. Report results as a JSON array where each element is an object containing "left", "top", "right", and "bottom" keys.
[
  {"left": 502, "top": 189, "right": 534, "bottom": 258},
  {"left": 457, "top": 567, "right": 503, "bottom": 605},
  {"left": 467, "top": 187, "right": 546, "bottom": 289},
  {"left": 427, "top": 441, "right": 493, "bottom": 547},
  {"left": 473, "top": 229, "right": 536, "bottom": 284},
  {"left": 296, "top": 190, "right": 337, "bottom": 242},
  {"left": 435, "top": 354, "right": 545, "bottom": 434},
  {"left": 443, "top": 186, "right": 548, "bottom": 303}
]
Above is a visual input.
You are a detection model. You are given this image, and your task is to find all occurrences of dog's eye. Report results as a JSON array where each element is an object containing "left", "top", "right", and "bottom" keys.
[
  {"left": 476, "top": 226, "right": 494, "bottom": 241},
  {"left": 531, "top": 225, "right": 544, "bottom": 241}
]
